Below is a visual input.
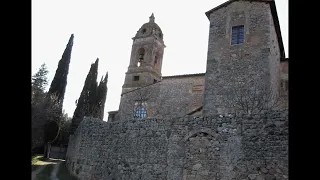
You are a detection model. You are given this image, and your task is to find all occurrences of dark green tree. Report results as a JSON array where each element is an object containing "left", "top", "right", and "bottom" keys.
[
  {"left": 70, "top": 58, "right": 108, "bottom": 134},
  {"left": 93, "top": 72, "right": 108, "bottom": 119},
  {"left": 70, "top": 58, "right": 99, "bottom": 134},
  {"left": 32, "top": 63, "right": 49, "bottom": 106},
  {"left": 47, "top": 34, "right": 74, "bottom": 104},
  {"left": 43, "top": 34, "right": 74, "bottom": 156},
  {"left": 32, "top": 63, "right": 49, "bottom": 154}
]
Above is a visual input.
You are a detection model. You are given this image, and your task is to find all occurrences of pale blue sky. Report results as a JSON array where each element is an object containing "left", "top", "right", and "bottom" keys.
[{"left": 32, "top": 0, "right": 288, "bottom": 120}]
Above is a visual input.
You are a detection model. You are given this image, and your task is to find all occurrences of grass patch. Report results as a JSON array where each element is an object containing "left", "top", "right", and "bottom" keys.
[
  {"left": 32, "top": 155, "right": 48, "bottom": 164},
  {"left": 58, "top": 162, "right": 78, "bottom": 180},
  {"left": 32, "top": 155, "right": 43, "bottom": 165},
  {"left": 32, "top": 155, "right": 45, "bottom": 171},
  {"left": 36, "top": 164, "right": 54, "bottom": 180}
]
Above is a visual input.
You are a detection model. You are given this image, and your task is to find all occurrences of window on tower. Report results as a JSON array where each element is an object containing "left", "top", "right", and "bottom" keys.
[
  {"left": 139, "top": 54, "right": 144, "bottom": 60},
  {"left": 133, "top": 76, "right": 139, "bottom": 81},
  {"left": 137, "top": 48, "right": 145, "bottom": 67},
  {"left": 231, "top": 25, "right": 244, "bottom": 45}
]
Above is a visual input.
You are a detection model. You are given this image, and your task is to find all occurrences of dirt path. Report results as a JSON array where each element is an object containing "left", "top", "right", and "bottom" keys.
[
  {"left": 31, "top": 165, "right": 46, "bottom": 180},
  {"left": 50, "top": 162, "right": 61, "bottom": 180},
  {"left": 31, "top": 158, "right": 64, "bottom": 180}
]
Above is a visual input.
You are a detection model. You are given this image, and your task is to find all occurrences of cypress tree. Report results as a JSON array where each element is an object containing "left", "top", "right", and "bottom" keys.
[
  {"left": 43, "top": 34, "right": 74, "bottom": 152},
  {"left": 70, "top": 58, "right": 109, "bottom": 134},
  {"left": 47, "top": 34, "right": 74, "bottom": 105},
  {"left": 94, "top": 72, "right": 108, "bottom": 119},
  {"left": 70, "top": 58, "right": 99, "bottom": 134}
]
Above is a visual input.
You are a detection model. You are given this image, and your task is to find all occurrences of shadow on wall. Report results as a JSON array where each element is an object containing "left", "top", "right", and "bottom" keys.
[{"left": 65, "top": 109, "right": 288, "bottom": 180}]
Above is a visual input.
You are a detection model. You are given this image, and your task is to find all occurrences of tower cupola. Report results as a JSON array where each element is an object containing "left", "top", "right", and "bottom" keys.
[{"left": 133, "top": 13, "right": 164, "bottom": 42}]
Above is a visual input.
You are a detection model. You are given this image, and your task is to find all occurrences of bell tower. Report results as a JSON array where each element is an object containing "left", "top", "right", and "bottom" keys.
[{"left": 122, "top": 13, "right": 165, "bottom": 93}]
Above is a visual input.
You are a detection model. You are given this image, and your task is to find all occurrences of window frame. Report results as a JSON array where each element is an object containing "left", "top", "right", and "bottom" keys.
[
  {"left": 134, "top": 106, "right": 147, "bottom": 119},
  {"left": 231, "top": 25, "right": 245, "bottom": 45},
  {"left": 133, "top": 76, "right": 140, "bottom": 81}
]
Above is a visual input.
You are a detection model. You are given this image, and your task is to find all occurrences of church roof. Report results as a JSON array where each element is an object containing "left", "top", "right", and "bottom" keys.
[
  {"left": 162, "top": 73, "right": 205, "bottom": 79},
  {"left": 205, "top": 0, "right": 286, "bottom": 60}
]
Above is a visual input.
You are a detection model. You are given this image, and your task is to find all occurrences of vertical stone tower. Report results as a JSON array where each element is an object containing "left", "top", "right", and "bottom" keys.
[
  {"left": 122, "top": 13, "right": 165, "bottom": 94},
  {"left": 202, "top": 0, "right": 285, "bottom": 116}
]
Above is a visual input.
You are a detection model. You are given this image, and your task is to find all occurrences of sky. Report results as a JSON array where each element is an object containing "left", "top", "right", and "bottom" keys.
[{"left": 32, "top": 0, "right": 288, "bottom": 120}]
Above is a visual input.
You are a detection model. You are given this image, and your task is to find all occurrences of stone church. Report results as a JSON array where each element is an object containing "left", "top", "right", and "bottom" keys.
[
  {"left": 66, "top": 1, "right": 288, "bottom": 179},
  {"left": 108, "top": 0, "right": 288, "bottom": 122}
]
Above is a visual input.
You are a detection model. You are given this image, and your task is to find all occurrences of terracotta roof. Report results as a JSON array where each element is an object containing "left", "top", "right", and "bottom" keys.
[
  {"left": 162, "top": 73, "right": 205, "bottom": 79},
  {"left": 205, "top": 0, "right": 285, "bottom": 60}
]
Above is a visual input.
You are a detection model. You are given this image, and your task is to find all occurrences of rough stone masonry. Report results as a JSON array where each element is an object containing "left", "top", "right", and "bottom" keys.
[
  {"left": 66, "top": 0, "right": 288, "bottom": 179},
  {"left": 203, "top": 0, "right": 285, "bottom": 116},
  {"left": 66, "top": 109, "right": 288, "bottom": 180}
]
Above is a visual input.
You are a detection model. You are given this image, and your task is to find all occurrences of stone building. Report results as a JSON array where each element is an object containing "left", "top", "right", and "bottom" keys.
[
  {"left": 109, "top": 0, "right": 288, "bottom": 122},
  {"left": 66, "top": 1, "right": 288, "bottom": 180}
]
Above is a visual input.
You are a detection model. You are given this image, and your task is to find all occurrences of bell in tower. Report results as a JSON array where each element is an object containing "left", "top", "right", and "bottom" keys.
[{"left": 122, "top": 13, "right": 166, "bottom": 93}]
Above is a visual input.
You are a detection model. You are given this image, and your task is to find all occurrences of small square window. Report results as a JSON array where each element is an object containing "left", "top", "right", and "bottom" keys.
[
  {"left": 231, "top": 25, "right": 244, "bottom": 45},
  {"left": 133, "top": 76, "right": 139, "bottom": 81}
]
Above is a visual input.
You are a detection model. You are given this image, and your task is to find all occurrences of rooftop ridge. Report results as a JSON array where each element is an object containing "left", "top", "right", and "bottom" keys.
[{"left": 162, "top": 72, "right": 205, "bottom": 79}]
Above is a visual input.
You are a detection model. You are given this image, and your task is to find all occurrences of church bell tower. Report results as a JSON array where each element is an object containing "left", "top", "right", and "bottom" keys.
[{"left": 122, "top": 13, "right": 165, "bottom": 93}]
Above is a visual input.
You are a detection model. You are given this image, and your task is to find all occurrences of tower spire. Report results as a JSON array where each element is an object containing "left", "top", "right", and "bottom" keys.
[{"left": 149, "top": 13, "right": 155, "bottom": 23}]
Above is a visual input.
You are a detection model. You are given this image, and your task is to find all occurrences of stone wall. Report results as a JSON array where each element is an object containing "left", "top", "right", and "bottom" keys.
[
  {"left": 66, "top": 109, "right": 288, "bottom": 180},
  {"left": 203, "top": 1, "right": 281, "bottom": 116},
  {"left": 268, "top": 5, "right": 281, "bottom": 95},
  {"left": 280, "top": 60, "right": 288, "bottom": 108},
  {"left": 117, "top": 74, "right": 205, "bottom": 121},
  {"left": 67, "top": 117, "right": 171, "bottom": 180}
]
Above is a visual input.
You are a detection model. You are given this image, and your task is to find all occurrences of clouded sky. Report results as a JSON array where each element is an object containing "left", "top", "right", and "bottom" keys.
[{"left": 32, "top": 0, "right": 288, "bottom": 120}]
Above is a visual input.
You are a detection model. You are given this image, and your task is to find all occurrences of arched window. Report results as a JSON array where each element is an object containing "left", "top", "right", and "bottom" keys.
[
  {"left": 134, "top": 106, "right": 147, "bottom": 119},
  {"left": 137, "top": 48, "right": 145, "bottom": 67}
]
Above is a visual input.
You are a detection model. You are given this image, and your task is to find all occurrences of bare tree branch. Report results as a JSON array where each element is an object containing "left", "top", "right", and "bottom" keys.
[
  {"left": 31, "top": 94, "right": 65, "bottom": 151},
  {"left": 224, "top": 80, "right": 283, "bottom": 115}
]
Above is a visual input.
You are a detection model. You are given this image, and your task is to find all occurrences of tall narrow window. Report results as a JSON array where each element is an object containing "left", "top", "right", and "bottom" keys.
[
  {"left": 231, "top": 25, "right": 244, "bottom": 45},
  {"left": 137, "top": 48, "right": 145, "bottom": 67}
]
